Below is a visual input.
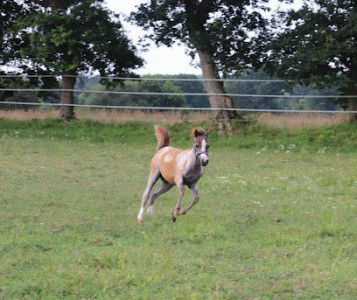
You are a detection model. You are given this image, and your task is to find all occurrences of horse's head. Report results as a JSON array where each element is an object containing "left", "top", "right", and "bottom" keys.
[{"left": 192, "top": 127, "right": 210, "bottom": 166}]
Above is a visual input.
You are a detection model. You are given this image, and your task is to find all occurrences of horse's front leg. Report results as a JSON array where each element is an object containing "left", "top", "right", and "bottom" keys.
[
  {"left": 172, "top": 177, "right": 185, "bottom": 222},
  {"left": 179, "top": 182, "right": 199, "bottom": 216}
]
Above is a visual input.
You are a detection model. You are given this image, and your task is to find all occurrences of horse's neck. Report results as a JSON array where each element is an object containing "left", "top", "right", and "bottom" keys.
[{"left": 185, "top": 150, "right": 201, "bottom": 171}]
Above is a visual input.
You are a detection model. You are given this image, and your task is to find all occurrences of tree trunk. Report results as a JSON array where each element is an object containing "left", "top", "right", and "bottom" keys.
[
  {"left": 197, "top": 50, "right": 233, "bottom": 136},
  {"left": 60, "top": 74, "right": 76, "bottom": 120}
]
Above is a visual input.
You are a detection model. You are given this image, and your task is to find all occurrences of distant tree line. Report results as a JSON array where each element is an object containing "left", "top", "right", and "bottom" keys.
[
  {"left": 77, "top": 74, "right": 208, "bottom": 109},
  {"left": 225, "top": 71, "right": 340, "bottom": 111},
  {"left": 0, "top": 71, "right": 341, "bottom": 111},
  {"left": 76, "top": 71, "right": 341, "bottom": 111}
]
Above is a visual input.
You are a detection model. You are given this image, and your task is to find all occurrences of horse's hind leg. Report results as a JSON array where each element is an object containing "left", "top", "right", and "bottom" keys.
[
  {"left": 179, "top": 182, "right": 199, "bottom": 216},
  {"left": 147, "top": 181, "right": 174, "bottom": 216},
  {"left": 138, "top": 169, "right": 160, "bottom": 224}
]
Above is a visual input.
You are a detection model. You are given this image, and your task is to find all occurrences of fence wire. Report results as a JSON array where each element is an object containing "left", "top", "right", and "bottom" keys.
[
  {"left": 1, "top": 75, "right": 356, "bottom": 114},
  {"left": 1, "top": 88, "right": 356, "bottom": 99},
  {"left": 1, "top": 101, "right": 356, "bottom": 114}
]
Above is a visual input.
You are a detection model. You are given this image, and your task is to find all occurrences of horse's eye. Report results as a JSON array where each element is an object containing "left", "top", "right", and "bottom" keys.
[
  {"left": 195, "top": 145, "right": 199, "bottom": 148},
  {"left": 206, "top": 145, "right": 210, "bottom": 150}
]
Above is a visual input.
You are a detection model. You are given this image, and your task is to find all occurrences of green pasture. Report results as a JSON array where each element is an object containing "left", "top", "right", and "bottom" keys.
[{"left": 0, "top": 120, "right": 356, "bottom": 299}]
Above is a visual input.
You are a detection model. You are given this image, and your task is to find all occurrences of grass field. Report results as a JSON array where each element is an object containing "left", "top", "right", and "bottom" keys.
[{"left": 0, "top": 119, "right": 356, "bottom": 299}]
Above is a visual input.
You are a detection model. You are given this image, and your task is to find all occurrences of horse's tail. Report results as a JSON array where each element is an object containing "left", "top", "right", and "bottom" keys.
[{"left": 154, "top": 125, "right": 171, "bottom": 151}]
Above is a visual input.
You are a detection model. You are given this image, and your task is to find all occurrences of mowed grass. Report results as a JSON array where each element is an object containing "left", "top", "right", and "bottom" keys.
[{"left": 0, "top": 121, "right": 357, "bottom": 299}]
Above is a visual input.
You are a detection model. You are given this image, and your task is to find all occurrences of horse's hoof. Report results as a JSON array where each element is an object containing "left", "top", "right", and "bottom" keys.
[
  {"left": 138, "top": 219, "right": 144, "bottom": 225},
  {"left": 172, "top": 210, "right": 178, "bottom": 222}
]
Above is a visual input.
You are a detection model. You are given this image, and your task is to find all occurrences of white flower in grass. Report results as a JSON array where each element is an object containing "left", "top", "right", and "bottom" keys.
[
  {"left": 253, "top": 201, "right": 263, "bottom": 207},
  {"left": 318, "top": 147, "right": 327, "bottom": 154}
]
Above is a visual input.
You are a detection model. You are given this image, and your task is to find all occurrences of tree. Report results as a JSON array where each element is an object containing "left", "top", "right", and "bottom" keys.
[
  {"left": 132, "top": 0, "right": 268, "bottom": 135},
  {"left": 261, "top": 0, "right": 357, "bottom": 121},
  {"left": 2, "top": 0, "right": 142, "bottom": 119}
]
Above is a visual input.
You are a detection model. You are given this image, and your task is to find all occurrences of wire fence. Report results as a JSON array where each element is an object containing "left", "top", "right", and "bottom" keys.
[
  {"left": 1, "top": 101, "right": 356, "bottom": 114},
  {"left": 1, "top": 88, "right": 357, "bottom": 99},
  {"left": 1, "top": 75, "right": 356, "bottom": 114}
]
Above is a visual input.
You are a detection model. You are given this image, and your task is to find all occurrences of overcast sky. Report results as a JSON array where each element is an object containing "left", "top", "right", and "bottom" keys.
[{"left": 104, "top": 0, "right": 201, "bottom": 75}]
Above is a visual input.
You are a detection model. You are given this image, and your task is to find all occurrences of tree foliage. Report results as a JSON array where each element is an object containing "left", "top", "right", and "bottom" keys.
[
  {"left": 0, "top": 1, "right": 26, "bottom": 45},
  {"left": 4, "top": 0, "right": 142, "bottom": 78},
  {"left": 1, "top": 0, "right": 143, "bottom": 118},
  {"left": 132, "top": 0, "right": 267, "bottom": 75},
  {"left": 261, "top": 0, "right": 357, "bottom": 115}
]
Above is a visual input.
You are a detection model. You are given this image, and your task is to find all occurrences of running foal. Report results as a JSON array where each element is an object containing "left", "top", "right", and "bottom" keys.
[{"left": 137, "top": 125, "right": 210, "bottom": 224}]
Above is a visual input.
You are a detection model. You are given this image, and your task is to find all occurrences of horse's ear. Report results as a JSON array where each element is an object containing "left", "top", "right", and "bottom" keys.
[
  {"left": 205, "top": 130, "right": 209, "bottom": 136},
  {"left": 191, "top": 128, "right": 205, "bottom": 137}
]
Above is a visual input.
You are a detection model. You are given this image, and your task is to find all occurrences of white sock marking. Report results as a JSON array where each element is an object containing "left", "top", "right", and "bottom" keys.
[
  {"left": 147, "top": 205, "right": 153, "bottom": 216},
  {"left": 138, "top": 207, "right": 145, "bottom": 220}
]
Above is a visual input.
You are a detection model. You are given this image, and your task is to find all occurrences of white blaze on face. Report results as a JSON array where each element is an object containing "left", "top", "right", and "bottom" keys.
[{"left": 200, "top": 139, "right": 209, "bottom": 163}]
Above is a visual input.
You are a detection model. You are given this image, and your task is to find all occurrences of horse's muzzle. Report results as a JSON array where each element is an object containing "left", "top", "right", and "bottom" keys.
[{"left": 202, "top": 160, "right": 209, "bottom": 166}]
